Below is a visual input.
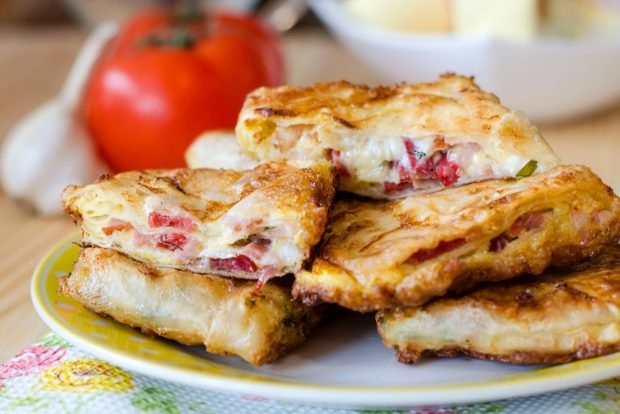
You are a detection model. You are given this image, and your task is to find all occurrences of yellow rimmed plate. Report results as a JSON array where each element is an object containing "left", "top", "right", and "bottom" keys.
[{"left": 31, "top": 234, "right": 620, "bottom": 408}]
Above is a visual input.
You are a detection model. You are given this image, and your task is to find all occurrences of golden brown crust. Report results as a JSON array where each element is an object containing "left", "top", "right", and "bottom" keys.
[
  {"left": 237, "top": 74, "right": 560, "bottom": 199},
  {"left": 241, "top": 76, "right": 501, "bottom": 134},
  {"left": 293, "top": 165, "right": 620, "bottom": 311},
  {"left": 64, "top": 162, "right": 335, "bottom": 226},
  {"left": 394, "top": 343, "right": 620, "bottom": 365},
  {"left": 62, "top": 162, "right": 336, "bottom": 278},
  {"left": 60, "top": 248, "right": 321, "bottom": 366},
  {"left": 378, "top": 246, "right": 620, "bottom": 365}
]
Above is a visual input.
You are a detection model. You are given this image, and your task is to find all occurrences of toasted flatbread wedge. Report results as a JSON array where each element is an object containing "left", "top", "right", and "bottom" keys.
[
  {"left": 236, "top": 74, "right": 560, "bottom": 199},
  {"left": 377, "top": 245, "right": 620, "bottom": 365},
  {"left": 60, "top": 248, "right": 320, "bottom": 366},
  {"left": 185, "top": 130, "right": 257, "bottom": 170},
  {"left": 293, "top": 165, "right": 620, "bottom": 311},
  {"left": 63, "top": 162, "right": 336, "bottom": 283}
]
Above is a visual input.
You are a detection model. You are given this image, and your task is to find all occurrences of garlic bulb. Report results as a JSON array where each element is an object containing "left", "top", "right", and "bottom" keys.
[
  {"left": 0, "top": 22, "right": 118, "bottom": 215},
  {"left": 0, "top": 102, "right": 107, "bottom": 215}
]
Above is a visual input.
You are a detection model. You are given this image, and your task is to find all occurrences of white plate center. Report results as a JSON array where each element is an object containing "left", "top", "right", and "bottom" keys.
[{"left": 186, "top": 312, "right": 537, "bottom": 387}]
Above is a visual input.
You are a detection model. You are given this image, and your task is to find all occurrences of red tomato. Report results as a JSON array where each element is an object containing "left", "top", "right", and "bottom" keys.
[
  {"left": 211, "top": 13, "right": 285, "bottom": 86},
  {"left": 109, "top": 8, "right": 170, "bottom": 56},
  {"left": 84, "top": 7, "right": 284, "bottom": 172},
  {"left": 195, "top": 33, "right": 270, "bottom": 112}
]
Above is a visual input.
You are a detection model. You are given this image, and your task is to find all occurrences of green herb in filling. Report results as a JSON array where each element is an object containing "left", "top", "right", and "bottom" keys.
[{"left": 516, "top": 160, "right": 538, "bottom": 179}]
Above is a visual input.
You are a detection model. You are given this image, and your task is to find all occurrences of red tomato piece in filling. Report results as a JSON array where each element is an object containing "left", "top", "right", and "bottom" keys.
[
  {"left": 210, "top": 255, "right": 258, "bottom": 273},
  {"left": 408, "top": 238, "right": 466, "bottom": 263},
  {"left": 330, "top": 149, "right": 351, "bottom": 177},
  {"left": 157, "top": 233, "right": 188, "bottom": 250},
  {"left": 434, "top": 154, "right": 460, "bottom": 186},
  {"left": 149, "top": 212, "right": 194, "bottom": 231}
]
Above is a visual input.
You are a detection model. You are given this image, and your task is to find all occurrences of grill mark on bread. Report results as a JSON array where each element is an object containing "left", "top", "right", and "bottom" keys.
[
  {"left": 350, "top": 227, "right": 404, "bottom": 255},
  {"left": 137, "top": 261, "right": 161, "bottom": 279},
  {"left": 395, "top": 342, "right": 620, "bottom": 365},
  {"left": 515, "top": 290, "right": 536, "bottom": 307},
  {"left": 333, "top": 116, "right": 356, "bottom": 129},
  {"left": 553, "top": 282, "right": 596, "bottom": 303},
  {"left": 96, "top": 174, "right": 112, "bottom": 183},
  {"left": 255, "top": 107, "right": 294, "bottom": 117},
  {"left": 167, "top": 174, "right": 189, "bottom": 196}
]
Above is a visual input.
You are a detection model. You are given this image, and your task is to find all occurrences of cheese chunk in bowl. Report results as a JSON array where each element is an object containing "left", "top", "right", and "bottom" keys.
[
  {"left": 63, "top": 162, "right": 336, "bottom": 285},
  {"left": 236, "top": 74, "right": 560, "bottom": 199}
]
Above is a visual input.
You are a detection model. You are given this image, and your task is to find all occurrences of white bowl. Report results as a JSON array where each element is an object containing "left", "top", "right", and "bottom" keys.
[{"left": 310, "top": 0, "right": 620, "bottom": 123}]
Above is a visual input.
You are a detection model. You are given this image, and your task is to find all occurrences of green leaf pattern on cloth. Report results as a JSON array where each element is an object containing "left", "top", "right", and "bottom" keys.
[
  {"left": 7, "top": 396, "right": 50, "bottom": 410},
  {"left": 37, "top": 332, "right": 73, "bottom": 349},
  {"left": 131, "top": 387, "right": 181, "bottom": 414},
  {"left": 187, "top": 401, "right": 214, "bottom": 413},
  {"left": 575, "top": 383, "right": 620, "bottom": 414}
]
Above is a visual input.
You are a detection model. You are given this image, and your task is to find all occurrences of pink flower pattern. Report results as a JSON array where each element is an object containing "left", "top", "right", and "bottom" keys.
[
  {"left": 242, "top": 394, "right": 268, "bottom": 402},
  {"left": 0, "top": 344, "right": 66, "bottom": 381}
]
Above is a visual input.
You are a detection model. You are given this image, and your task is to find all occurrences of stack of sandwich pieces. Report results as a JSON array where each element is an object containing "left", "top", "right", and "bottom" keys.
[{"left": 62, "top": 74, "right": 620, "bottom": 367}]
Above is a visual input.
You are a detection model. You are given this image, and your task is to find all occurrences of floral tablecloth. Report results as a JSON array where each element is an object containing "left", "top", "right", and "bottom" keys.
[{"left": 1, "top": 333, "right": 620, "bottom": 414}]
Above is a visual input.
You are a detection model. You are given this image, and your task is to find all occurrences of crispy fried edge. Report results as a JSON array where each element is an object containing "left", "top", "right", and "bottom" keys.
[
  {"left": 293, "top": 225, "right": 618, "bottom": 313},
  {"left": 239, "top": 74, "right": 497, "bottom": 124},
  {"left": 392, "top": 343, "right": 620, "bottom": 365},
  {"left": 377, "top": 246, "right": 620, "bottom": 365},
  {"left": 293, "top": 167, "right": 620, "bottom": 311},
  {"left": 59, "top": 248, "right": 322, "bottom": 366}
]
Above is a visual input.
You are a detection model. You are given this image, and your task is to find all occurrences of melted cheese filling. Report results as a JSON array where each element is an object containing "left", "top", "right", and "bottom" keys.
[
  {"left": 334, "top": 135, "right": 532, "bottom": 193},
  {"left": 276, "top": 131, "right": 534, "bottom": 199},
  {"left": 83, "top": 199, "right": 305, "bottom": 277}
]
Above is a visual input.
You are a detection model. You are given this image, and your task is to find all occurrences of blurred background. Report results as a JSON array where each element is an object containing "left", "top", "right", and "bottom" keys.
[{"left": 0, "top": 0, "right": 619, "bottom": 360}]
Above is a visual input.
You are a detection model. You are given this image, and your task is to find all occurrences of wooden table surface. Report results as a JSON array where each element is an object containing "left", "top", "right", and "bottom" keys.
[{"left": 0, "top": 26, "right": 618, "bottom": 362}]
